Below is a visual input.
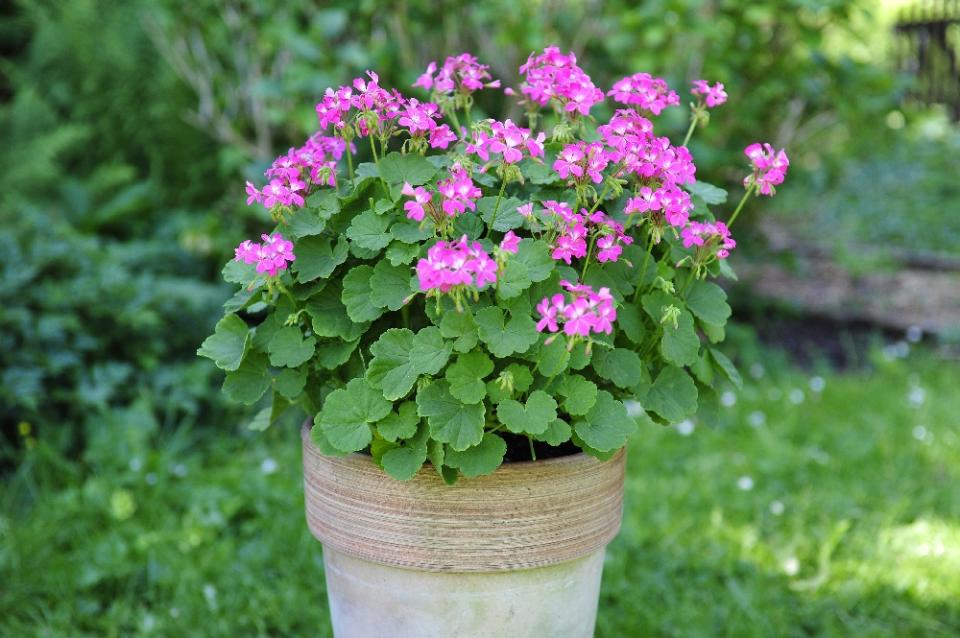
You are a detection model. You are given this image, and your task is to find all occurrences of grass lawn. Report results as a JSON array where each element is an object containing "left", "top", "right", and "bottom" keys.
[{"left": 2, "top": 341, "right": 958, "bottom": 637}]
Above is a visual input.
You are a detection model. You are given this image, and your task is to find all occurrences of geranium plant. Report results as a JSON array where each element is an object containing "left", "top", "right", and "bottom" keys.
[{"left": 199, "top": 47, "right": 788, "bottom": 483}]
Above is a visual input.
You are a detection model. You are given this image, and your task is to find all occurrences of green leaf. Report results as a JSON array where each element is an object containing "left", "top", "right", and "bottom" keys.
[
  {"left": 222, "top": 352, "right": 270, "bottom": 405},
  {"left": 498, "top": 239, "right": 555, "bottom": 298},
  {"left": 416, "top": 381, "right": 485, "bottom": 451},
  {"left": 453, "top": 213, "right": 485, "bottom": 240},
  {"left": 496, "top": 390, "right": 558, "bottom": 435},
  {"left": 618, "top": 302, "right": 646, "bottom": 344},
  {"left": 315, "top": 378, "right": 391, "bottom": 452},
  {"left": 316, "top": 338, "right": 360, "bottom": 369},
  {"left": 345, "top": 210, "right": 392, "bottom": 251},
  {"left": 643, "top": 366, "right": 698, "bottom": 423},
  {"left": 391, "top": 221, "right": 432, "bottom": 243},
  {"left": 439, "top": 310, "right": 479, "bottom": 352},
  {"left": 267, "top": 326, "right": 316, "bottom": 368},
  {"left": 538, "top": 338, "right": 570, "bottom": 376},
  {"left": 381, "top": 445, "right": 428, "bottom": 481},
  {"left": 515, "top": 239, "right": 555, "bottom": 282},
  {"left": 377, "top": 401, "right": 420, "bottom": 442},
  {"left": 306, "top": 284, "right": 368, "bottom": 341},
  {"left": 710, "top": 348, "right": 742, "bottom": 389},
  {"left": 293, "top": 236, "right": 348, "bottom": 282},
  {"left": 222, "top": 259, "right": 257, "bottom": 285},
  {"left": 310, "top": 423, "right": 352, "bottom": 457},
  {"left": 273, "top": 367, "right": 307, "bottom": 399},
  {"left": 341, "top": 265, "right": 385, "bottom": 323},
  {"left": 641, "top": 291, "right": 677, "bottom": 323},
  {"left": 497, "top": 259, "right": 531, "bottom": 299},
  {"left": 556, "top": 374, "right": 598, "bottom": 416},
  {"left": 573, "top": 391, "right": 637, "bottom": 452},
  {"left": 475, "top": 306, "right": 539, "bottom": 358},
  {"left": 535, "top": 418, "right": 572, "bottom": 445},
  {"left": 478, "top": 196, "right": 524, "bottom": 231},
  {"left": 686, "top": 281, "right": 731, "bottom": 326},
  {"left": 385, "top": 241, "right": 421, "bottom": 265},
  {"left": 377, "top": 152, "right": 437, "bottom": 185},
  {"left": 287, "top": 208, "right": 327, "bottom": 238},
  {"left": 685, "top": 180, "right": 728, "bottom": 205},
  {"left": 306, "top": 189, "right": 341, "bottom": 218},
  {"left": 592, "top": 347, "right": 643, "bottom": 389},
  {"left": 197, "top": 314, "right": 249, "bottom": 371},
  {"left": 366, "top": 328, "right": 419, "bottom": 400},
  {"left": 486, "top": 362, "right": 534, "bottom": 404},
  {"left": 445, "top": 350, "right": 494, "bottom": 404},
  {"left": 661, "top": 310, "right": 700, "bottom": 367},
  {"left": 444, "top": 433, "right": 507, "bottom": 478},
  {"left": 370, "top": 260, "right": 413, "bottom": 311},
  {"left": 409, "top": 326, "right": 452, "bottom": 374}
]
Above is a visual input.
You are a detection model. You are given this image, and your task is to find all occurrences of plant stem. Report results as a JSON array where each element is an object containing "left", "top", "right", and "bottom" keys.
[
  {"left": 587, "top": 182, "right": 610, "bottom": 215},
  {"left": 345, "top": 146, "right": 355, "bottom": 182},
  {"left": 681, "top": 117, "right": 698, "bottom": 148},
  {"left": 368, "top": 134, "right": 379, "bottom": 163},
  {"left": 580, "top": 234, "right": 597, "bottom": 279},
  {"left": 726, "top": 184, "right": 755, "bottom": 228},
  {"left": 486, "top": 178, "right": 508, "bottom": 238},
  {"left": 632, "top": 234, "right": 655, "bottom": 303},
  {"left": 528, "top": 436, "right": 537, "bottom": 461}
]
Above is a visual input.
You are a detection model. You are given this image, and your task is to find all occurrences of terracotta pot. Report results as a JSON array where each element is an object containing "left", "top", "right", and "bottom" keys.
[{"left": 301, "top": 424, "right": 626, "bottom": 638}]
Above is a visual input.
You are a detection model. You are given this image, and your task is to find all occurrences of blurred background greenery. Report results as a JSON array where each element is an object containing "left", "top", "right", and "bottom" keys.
[{"left": 1, "top": 0, "right": 958, "bottom": 636}]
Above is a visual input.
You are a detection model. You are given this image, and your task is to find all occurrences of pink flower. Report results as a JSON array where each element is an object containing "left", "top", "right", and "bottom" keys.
[
  {"left": 234, "top": 233, "right": 295, "bottom": 277},
  {"left": 429, "top": 124, "right": 457, "bottom": 149},
  {"left": 401, "top": 182, "right": 433, "bottom": 222},
  {"left": 743, "top": 143, "right": 789, "bottom": 196},
  {"left": 625, "top": 186, "right": 661, "bottom": 215},
  {"left": 607, "top": 73, "right": 679, "bottom": 115},
  {"left": 536, "top": 294, "right": 564, "bottom": 333},
  {"left": 486, "top": 119, "right": 545, "bottom": 164},
  {"left": 437, "top": 164, "right": 481, "bottom": 216},
  {"left": 499, "top": 230, "right": 521, "bottom": 254},
  {"left": 398, "top": 98, "right": 442, "bottom": 135},
  {"left": 536, "top": 281, "right": 617, "bottom": 337},
  {"left": 691, "top": 80, "right": 727, "bottom": 108},
  {"left": 414, "top": 53, "right": 500, "bottom": 96},
  {"left": 517, "top": 202, "right": 534, "bottom": 218},
  {"left": 245, "top": 182, "right": 262, "bottom": 206},
  {"left": 416, "top": 236, "right": 497, "bottom": 293},
  {"left": 552, "top": 141, "right": 609, "bottom": 184},
  {"left": 681, "top": 221, "right": 736, "bottom": 259},
  {"left": 517, "top": 46, "right": 605, "bottom": 116},
  {"left": 234, "top": 240, "right": 259, "bottom": 264}
]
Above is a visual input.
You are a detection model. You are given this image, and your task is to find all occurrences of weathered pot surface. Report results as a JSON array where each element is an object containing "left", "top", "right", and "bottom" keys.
[{"left": 301, "top": 424, "right": 626, "bottom": 638}]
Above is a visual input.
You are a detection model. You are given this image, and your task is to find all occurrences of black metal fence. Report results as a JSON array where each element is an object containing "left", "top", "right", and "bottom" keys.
[{"left": 894, "top": 0, "right": 960, "bottom": 119}]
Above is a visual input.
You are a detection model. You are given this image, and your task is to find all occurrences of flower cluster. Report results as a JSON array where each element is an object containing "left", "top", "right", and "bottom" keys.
[
  {"left": 466, "top": 119, "right": 546, "bottom": 165},
  {"left": 553, "top": 141, "right": 609, "bottom": 184},
  {"left": 591, "top": 213, "right": 634, "bottom": 263},
  {"left": 414, "top": 53, "right": 501, "bottom": 97},
  {"left": 315, "top": 71, "right": 405, "bottom": 138},
  {"left": 743, "top": 142, "right": 790, "bottom": 196},
  {"left": 542, "top": 201, "right": 587, "bottom": 264},
  {"left": 536, "top": 281, "right": 617, "bottom": 338},
  {"left": 246, "top": 133, "right": 346, "bottom": 210},
  {"left": 540, "top": 202, "right": 632, "bottom": 264},
  {"left": 416, "top": 236, "right": 497, "bottom": 293},
  {"left": 437, "top": 164, "right": 482, "bottom": 215},
  {"left": 681, "top": 221, "right": 736, "bottom": 259},
  {"left": 691, "top": 80, "right": 727, "bottom": 108},
  {"left": 234, "top": 233, "right": 296, "bottom": 277},
  {"left": 516, "top": 46, "right": 605, "bottom": 116},
  {"left": 397, "top": 98, "right": 457, "bottom": 149},
  {"left": 608, "top": 73, "right": 679, "bottom": 115},
  {"left": 625, "top": 184, "right": 693, "bottom": 229}
]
